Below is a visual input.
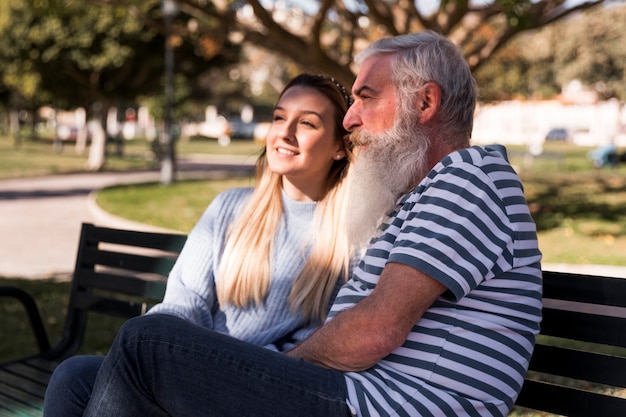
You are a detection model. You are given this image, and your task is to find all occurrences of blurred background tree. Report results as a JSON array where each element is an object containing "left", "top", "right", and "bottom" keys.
[
  {"left": 0, "top": 0, "right": 241, "bottom": 141},
  {"left": 476, "top": 1, "right": 626, "bottom": 102}
]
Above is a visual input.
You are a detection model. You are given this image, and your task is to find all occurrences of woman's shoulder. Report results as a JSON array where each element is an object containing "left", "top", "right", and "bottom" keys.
[
  {"left": 194, "top": 187, "right": 255, "bottom": 228},
  {"left": 210, "top": 187, "right": 255, "bottom": 210}
]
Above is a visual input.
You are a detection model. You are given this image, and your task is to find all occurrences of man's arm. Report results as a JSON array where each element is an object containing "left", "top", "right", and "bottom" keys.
[{"left": 287, "top": 262, "right": 447, "bottom": 371}]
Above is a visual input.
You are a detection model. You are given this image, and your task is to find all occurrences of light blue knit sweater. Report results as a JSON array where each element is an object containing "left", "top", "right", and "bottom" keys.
[{"left": 148, "top": 187, "right": 341, "bottom": 351}]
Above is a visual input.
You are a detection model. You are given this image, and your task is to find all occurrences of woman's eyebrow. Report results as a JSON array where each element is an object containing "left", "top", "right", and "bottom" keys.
[{"left": 273, "top": 106, "right": 323, "bottom": 119}]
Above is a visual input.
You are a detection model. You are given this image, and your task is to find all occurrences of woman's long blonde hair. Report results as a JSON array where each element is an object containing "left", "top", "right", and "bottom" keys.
[{"left": 216, "top": 74, "right": 353, "bottom": 322}]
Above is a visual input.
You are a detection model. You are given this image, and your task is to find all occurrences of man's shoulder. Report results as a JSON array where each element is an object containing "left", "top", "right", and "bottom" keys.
[
  {"left": 442, "top": 145, "right": 508, "bottom": 164},
  {"left": 435, "top": 146, "right": 518, "bottom": 181}
]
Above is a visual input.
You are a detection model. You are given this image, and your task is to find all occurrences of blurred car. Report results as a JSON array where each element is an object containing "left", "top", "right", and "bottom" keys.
[
  {"left": 55, "top": 124, "right": 92, "bottom": 142},
  {"left": 228, "top": 117, "right": 257, "bottom": 140},
  {"left": 545, "top": 127, "right": 570, "bottom": 142},
  {"left": 181, "top": 116, "right": 231, "bottom": 146}
]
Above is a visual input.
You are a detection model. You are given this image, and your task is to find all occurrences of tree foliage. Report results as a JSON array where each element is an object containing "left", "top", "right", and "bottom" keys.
[
  {"left": 167, "top": 0, "right": 609, "bottom": 87},
  {"left": 550, "top": 2, "right": 626, "bottom": 100},
  {"left": 0, "top": 0, "right": 240, "bottom": 114}
]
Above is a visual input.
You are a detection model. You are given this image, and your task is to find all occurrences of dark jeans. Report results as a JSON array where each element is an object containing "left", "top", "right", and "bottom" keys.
[
  {"left": 44, "top": 354, "right": 104, "bottom": 416},
  {"left": 45, "top": 314, "right": 350, "bottom": 417}
]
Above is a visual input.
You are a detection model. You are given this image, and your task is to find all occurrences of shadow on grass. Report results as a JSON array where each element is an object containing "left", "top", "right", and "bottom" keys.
[{"left": 525, "top": 173, "right": 626, "bottom": 236}]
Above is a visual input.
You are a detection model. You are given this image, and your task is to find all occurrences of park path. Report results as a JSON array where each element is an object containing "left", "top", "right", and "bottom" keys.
[{"left": 0, "top": 154, "right": 255, "bottom": 280}]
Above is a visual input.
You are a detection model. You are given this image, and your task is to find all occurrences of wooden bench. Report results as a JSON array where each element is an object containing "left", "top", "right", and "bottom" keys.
[
  {"left": 2, "top": 223, "right": 626, "bottom": 416},
  {"left": 514, "top": 270, "right": 626, "bottom": 416},
  {"left": 0, "top": 222, "right": 187, "bottom": 416}
]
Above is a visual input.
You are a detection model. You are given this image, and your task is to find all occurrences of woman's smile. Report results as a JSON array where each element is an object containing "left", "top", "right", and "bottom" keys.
[{"left": 276, "top": 147, "right": 297, "bottom": 157}]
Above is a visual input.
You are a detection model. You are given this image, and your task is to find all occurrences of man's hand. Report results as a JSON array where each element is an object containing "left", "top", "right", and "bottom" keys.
[{"left": 287, "top": 262, "right": 446, "bottom": 371}]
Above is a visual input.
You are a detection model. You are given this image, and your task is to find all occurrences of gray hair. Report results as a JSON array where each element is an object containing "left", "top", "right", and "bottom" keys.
[{"left": 355, "top": 31, "right": 476, "bottom": 145}]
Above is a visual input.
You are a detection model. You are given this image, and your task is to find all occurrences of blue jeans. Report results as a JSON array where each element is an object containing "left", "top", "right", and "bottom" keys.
[
  {"left": 44, "top": 355, "right": 104, "bottom": 417},
  {"left": 48, "top": 314, "right": 350, "bottom": 416}
]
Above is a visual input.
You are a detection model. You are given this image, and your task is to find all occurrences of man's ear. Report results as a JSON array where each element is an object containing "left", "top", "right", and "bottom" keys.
[{"left": 416, "top": 82, "right": 441, "bottom": 125}]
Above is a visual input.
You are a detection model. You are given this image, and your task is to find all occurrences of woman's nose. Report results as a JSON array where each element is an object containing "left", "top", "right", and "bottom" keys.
[{"left": 277, "top": 121, "right": 297, "bottom": 142}]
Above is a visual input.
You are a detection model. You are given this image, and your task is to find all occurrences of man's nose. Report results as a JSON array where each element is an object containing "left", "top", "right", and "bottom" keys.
[{"left": 343, "top": 104, "right": 360, "bottom": 132}]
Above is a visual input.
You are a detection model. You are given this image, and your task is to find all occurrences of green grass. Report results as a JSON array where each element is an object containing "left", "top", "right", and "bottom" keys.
[
  {"left": 524, "top": 170, "right": 626, "bottom": 266},
  {"left": 95, "top": 177, "right": 254, "bottom": 232},
  {"left": 0, "top": 133, "right": 263, "bottom": 180},
  {"left": 0, "top": 134, "right": 156, "bottom": 178}
]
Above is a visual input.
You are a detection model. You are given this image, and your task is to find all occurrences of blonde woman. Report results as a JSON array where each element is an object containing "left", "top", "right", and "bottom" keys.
[{"left": 44, "top": 73, "right": 355, "bottom": 416}]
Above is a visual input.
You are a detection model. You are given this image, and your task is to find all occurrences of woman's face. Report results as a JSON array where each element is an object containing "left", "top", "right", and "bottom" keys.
[{"left": 266, "top": 85, "right": 344, "bottom": 201}]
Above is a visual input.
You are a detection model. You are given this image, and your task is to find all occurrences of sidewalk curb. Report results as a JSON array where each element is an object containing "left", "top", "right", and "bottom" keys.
[
  {"left": 86, "top": 191, "right": 182, "bottom": 234},
  {"left": 542, "top": 263, "right": 626, "bottom": 279}
]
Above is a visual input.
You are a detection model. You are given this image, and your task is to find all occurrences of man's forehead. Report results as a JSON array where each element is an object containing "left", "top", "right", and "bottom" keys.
[{"left": 352, "top": 55, "right": 392, "bottom": 94}]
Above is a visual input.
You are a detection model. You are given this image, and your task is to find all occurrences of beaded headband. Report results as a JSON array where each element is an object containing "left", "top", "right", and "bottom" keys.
[{"left": 319, "top": 74, "right": 353, "bottom": 108}]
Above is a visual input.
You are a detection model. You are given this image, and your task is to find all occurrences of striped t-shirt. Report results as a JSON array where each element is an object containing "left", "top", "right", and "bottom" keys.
[{"left": 329, "top": 146, "right": 542, "bottom": 416}]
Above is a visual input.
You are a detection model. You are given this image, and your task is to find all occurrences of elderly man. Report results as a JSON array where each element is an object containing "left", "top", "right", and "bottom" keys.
[{"left": 79, "top": 31, "right": 542, "bottom": 417}]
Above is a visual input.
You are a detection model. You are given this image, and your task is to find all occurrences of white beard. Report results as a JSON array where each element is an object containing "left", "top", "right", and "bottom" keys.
[{"left": 344, "top": 115, "right": 430, "bottom": 251}]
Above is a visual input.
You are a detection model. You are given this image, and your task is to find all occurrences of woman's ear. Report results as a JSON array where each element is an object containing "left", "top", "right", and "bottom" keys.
[
  {"left": 416, "top": 82, "right": 441, "bottom": 125},
  {"left": 335, "top": 133, "right": 352, "bottom": 161}
]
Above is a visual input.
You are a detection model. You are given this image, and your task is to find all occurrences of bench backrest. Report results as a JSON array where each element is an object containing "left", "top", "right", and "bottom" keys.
[
  {"left": 45, "top": 223, "right": 187, "bottom": 361},
  {"left": 515, "top": 270, "right": 626, "bottom": 416}
]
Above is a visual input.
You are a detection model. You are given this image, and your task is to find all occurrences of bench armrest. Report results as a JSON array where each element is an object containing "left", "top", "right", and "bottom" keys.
[{"left": 0, "top": 286, "right": 51, "bottom": 353}]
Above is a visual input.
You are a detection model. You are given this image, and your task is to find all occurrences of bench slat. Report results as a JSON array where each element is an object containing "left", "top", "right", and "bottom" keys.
[
  {"left": 22, "top": 357, "right": 59, "bottom": 373},
  {"left": 73, "top": 293, "right": 154, "bottom": 318},
  {"left": 516, "top": 379, "right": 626, "bottom": 417},
  {"left": 0, "top": 369, "right": 48, "bottom": 397},
  {"left": 0, "top": 391, "right": 43, "bottom": 415},
  {"left": 75, "top": 269, "right": 167, "bottom": 300},
  {"left": 543, "top": 271, "right": 626, "bottom": 308},
  {"left": 79, "top": 247, "right": 178, "bottom": 278},
  {"left": 1, "top": 363, "right": 53, "bottom": 386},
  {"left": 541, "top": 307, "right": 626, "bottom": 348},
  {"left": 530, "top": 344, "right": 626, "bottom": 387},
  {"left": 84, "top": 223, "right": 187, "bottom": 252}
]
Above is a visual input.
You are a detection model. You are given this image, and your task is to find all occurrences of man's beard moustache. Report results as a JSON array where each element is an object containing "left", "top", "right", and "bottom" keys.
[{"left": 344, "top": 121, "right": 429, "bottom": 251}]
